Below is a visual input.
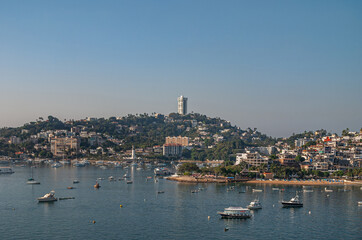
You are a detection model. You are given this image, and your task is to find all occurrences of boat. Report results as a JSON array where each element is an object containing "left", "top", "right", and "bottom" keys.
[
  {"left": 227, "top": 186, "right": 235, "bottom": 191},
  {"left": 73, "top": 179, "right": 79, "bottom": 184},
  {"left": 154, "top": 167, "right": 171, "bottom": 176},
  {"left": 27, "top": 178, "right": 40, "bottom": 184},
  {"left": 37, "top": 191, "right": 57, "bottom": 202},
  {"left": 247, "top": 199, "right": 262, "bottom": 210},
  {"left": 123, "top": 173, "right": 130, "bottom": 178},
  {"left": 272, "top": 188, "right": 280, "bottom": 191},
  {"left": 94, "top": 182, "right": 100, "bottom": 189},
  {"left": 358, "top": 201, "right": 362, "bottom": 206},
  {"left": 67, "top": 186, "right": 75, "bottom": 189},
  {"left": 0, "top": 167, "right": 14, "bottom": 174},
  {"left": 282, "top": 193, "right": 303, "bottom": 207},
  {"left": 303, "top": 189, "right": 314, "bottom": 193},
  {"left": 252, "top": 189, "right": 263, "bottom": 192},
  {"left": 26, "top": 167, "right": 40, "bottom": 184},
  {"left": 108, "top": 176, "right": 115, "bottom": 181},
  {"left": 51, "top": 162, "right": 62, "bottom": 168},
  {"left": 126, "top": 180, "right": 133, "bottom": 184},
  {"left": 217, "top": 207, "right": 252, "bottom": 219},
  {"left": 324, "top": 187, "right": 333, "bottom": 192}
]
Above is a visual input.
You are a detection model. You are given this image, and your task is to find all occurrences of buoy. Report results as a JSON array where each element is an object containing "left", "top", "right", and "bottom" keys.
[
  {"left": 208, "top": 216, "right": 210, "bottom": 220},
  {"left": 120, "top": 205, "right": 123, "bottom": 208},
  {"left": 92, "top": 220, "right": 96, "bottom": 224}
]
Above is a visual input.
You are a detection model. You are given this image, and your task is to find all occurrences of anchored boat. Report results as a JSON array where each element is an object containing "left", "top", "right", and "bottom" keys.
[
  {"left": 217, "top": 207, "right": 252, "bottom": 219},
  {"left": 282, "top": 193, "right": 303, "bottom": 207}
]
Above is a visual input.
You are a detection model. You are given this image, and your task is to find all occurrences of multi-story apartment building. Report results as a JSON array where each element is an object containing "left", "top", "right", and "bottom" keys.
[
  {"left": 163, "top": 144, "right": 183, "bottom": 157},
  {"left": 235, "top": 151, "right": 269, "bottom": 166},
  {"left": 177, "top": 95, "right": 188, "bottom": 115},
  {"left": 165, "top": 136, "right": 189, "bottom": 146},
  {"left": 50, "top": 136, "right": 80, "bottom": 157}
]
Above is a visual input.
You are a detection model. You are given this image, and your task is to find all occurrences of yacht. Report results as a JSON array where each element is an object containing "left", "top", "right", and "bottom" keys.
[
  {"left": 282, "top": 193, "right": 303, "bottom": 207},
  {"left": 37, "top": 191, "right": 57, "bottom": 202},
  {"left": 51, "top": 162, "right": 62, "bottom": 168},
  {"left": 217, "top": 207, "right": 252, "bottom": 219},
  {"left": 0, "top": 167, "right": 14, "bottom": 174},
  {"left": 154, "top": 167, "right": 171, "bottom": 176},
  {"left": 247, "top": 199, "right": 262, "bottom": 210}
]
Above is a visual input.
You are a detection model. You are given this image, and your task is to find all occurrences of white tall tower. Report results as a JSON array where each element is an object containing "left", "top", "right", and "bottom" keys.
[{"left": 177, "top": 95, "right": 188, "bottom": 115}]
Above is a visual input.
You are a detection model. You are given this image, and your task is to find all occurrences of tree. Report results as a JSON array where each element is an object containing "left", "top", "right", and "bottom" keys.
[{"left": 177, "top": 163, "right": 200, "bottom": 173}]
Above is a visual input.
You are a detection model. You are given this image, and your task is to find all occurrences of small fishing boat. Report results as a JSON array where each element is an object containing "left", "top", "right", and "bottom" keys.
[
  {"left": 272, "top": 188, "right": 280, "bottom": 191},
  {"left": 126, "top": 180, "right": 133, "bottom": 184},
  {"left": 94, "top": 182, "right": 100, "bottom": 189},
  {"left": 73, "top": 180, "right": 79, "bottom": 184},
  {"left": 37, "top": 191, "right": 57, "bottom": 202},
  {"left": 217, "top": 207, "right": 252, "bottom": 219}
]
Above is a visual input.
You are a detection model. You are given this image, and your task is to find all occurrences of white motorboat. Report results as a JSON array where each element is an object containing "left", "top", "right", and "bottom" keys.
[
  {"left": 37, "top": 191, "right": 57, "bottom": 202},
  {"left": 324, "top": 187, "right": 333, "bottom": 192},
  {"left": 252, "top": 189, "right": 263, "bottom": 192},
  {"left": 247, "top": 199, "right": 262, "bottom": 210},
  {"left": 217, "top": 207, "right": 252, "bottom": 219},
  {"left": 282, "top": 193, "right": 303, "bottom": 207}
]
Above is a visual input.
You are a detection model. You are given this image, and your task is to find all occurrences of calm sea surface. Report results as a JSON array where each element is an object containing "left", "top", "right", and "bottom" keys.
[{"left": 0, "top": 165, "right": 361, "bottom": 240}]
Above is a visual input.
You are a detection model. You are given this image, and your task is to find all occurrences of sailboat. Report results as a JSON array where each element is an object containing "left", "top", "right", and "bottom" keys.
[{"left": 27, "top": 167, "right": 40, "bottom": 184}]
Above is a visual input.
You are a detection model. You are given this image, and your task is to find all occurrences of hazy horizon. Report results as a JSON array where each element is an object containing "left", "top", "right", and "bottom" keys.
[{"left": 1, "top": 0, "right": 361, "bottom": 137}]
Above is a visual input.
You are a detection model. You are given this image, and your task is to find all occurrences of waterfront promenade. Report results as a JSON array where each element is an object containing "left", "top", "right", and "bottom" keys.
[{"left": 167, "top": 175, "right": 362, "bottom": 186}]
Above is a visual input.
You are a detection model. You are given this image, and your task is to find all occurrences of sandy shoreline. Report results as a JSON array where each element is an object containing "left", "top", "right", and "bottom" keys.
[{"left": 166, "top": 176, "right": 362, "bottom": 186}]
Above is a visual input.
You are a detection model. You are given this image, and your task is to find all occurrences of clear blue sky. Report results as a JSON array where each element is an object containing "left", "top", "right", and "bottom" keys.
[{"left": 0, "top": 0, "right": 361, "bottom": 137}]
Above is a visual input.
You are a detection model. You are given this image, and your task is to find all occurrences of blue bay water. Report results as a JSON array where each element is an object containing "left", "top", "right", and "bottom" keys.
[{"left": 0, "top": 166, "right": 361, "bottom": 240}]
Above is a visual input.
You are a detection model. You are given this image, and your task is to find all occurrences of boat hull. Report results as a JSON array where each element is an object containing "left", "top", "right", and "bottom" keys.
[
  {"left": 217, "top": 212, "right": 251, "bottom": 219},
  {"left": 282, "top": 202, "right": 303, "bottom": 208},
  {"left": 38, "top": 198, "right": 57, "bottom": 202}
]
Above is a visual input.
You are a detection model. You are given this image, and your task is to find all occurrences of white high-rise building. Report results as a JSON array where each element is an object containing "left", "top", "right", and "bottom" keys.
[{"left": 177, "top": 95, "right": 188, "bottom": 115}]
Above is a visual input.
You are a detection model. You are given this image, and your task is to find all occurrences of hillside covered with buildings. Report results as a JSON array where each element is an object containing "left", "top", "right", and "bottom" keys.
[{"left": 0, "top": 113, "right": 361, "bottom": 178}]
